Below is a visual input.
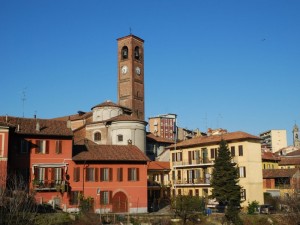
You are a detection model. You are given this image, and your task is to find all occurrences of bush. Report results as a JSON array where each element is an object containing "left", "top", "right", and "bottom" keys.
[{"left": 247, "top": 201, "right": 259, "bottom": 215}]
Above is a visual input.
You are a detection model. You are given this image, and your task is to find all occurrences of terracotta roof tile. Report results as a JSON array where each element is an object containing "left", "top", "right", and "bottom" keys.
[
  {"left": 146, "top": 132, "right": 174, "bottom": 144},
  {"left": 286, "top": 150, "right": 300, "bottom": 156},
  {"left": 147, "top": 161, "right": 170, "bottom": 171},
  {"left": 0, "top": 116, "right": 73, "bottom": 136},
  {"left": 105, "top": 114, "right": 146, "bottom": 123},
  {"left": 168, "top": 131, "right": 260, "bottom": 149},
  {"left": 91, "top": 100, "right": 132, "bottom": 112},
  {"left": 73, "top": 139, "right": 149, "bottom": 162},
  {"left": 262, "top": 151, "right": 280, "bottom": 161},
  {"left": 263, "top": 168, "right": 298, "bottom": 178},
  {"left": 278, "top": 157, "right": 300, "bottom": 166},
  {"left": 53, "top": 112, "right": 92, "bottom": 121}
]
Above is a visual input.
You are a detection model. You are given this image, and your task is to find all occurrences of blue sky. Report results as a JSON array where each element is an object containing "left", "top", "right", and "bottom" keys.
[{"left": 1, "top": 0, "right": 299, "bottom": 145}]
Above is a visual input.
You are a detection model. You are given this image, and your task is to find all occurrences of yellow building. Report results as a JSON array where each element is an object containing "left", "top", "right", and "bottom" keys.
[
  {"left": 169, "top": 131, "right": 264, "bottom": 208},
  {"left": 261, "top": 151, "right": 280, "bottom": 169}
]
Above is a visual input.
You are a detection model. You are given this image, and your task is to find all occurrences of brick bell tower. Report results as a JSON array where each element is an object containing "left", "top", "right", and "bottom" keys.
[{"left": 117, "top": 34, "right": 145, "bottom": 120}]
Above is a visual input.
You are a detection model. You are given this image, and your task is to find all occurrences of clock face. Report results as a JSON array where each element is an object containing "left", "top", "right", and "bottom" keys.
[
  {"left": 135, "top": 66, "right": 141, "bottom": 75},
  {"left": 121, "top": 65, "right": 128, "bottom": 74}
]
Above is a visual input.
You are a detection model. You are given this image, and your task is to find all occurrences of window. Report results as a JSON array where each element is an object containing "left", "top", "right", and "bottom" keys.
[
  {"left": 117, "top": 134, "right": 123, "bottom": 142},
  {"left": 177, "top": 170, "right": 181, "bottom": 180},
  {"left": 241, "top": 189, "right": 246, "bottom": 201},
  {"left": 189, "top": 190, "right": 193, "bottom": 196},
  {"left": 56, "top": 140, "right": 62, "bottom": 154},
  {"left": 195, "top": 189, "right": 199, "bottom": 196},
  {"left": 100, "top": 191, "right": 112, "bottom": 205},
  {"left": 73, "top": 167, "right": 80, "bottom": 182},
  {"left": 52, "top": 168, "right": 62, "bottom": 184},
  {"left": 176, "top": 152, "right": 182, "bottom": 161},
  {"left": 230, "top": 146, "right": 235, "bottom": 157},
  {"left": 117, "top": 168, "right": 123, "bottom": 181},
  {"left": 172, "top": 152, "right": 182, "bottom": 162},
  {"left": 21, "top": 139, "right": 30, "bottom": 153},
  {"left": 85, "top": 168, "right": 99, "bottom": 182},
  {"left": 239, "top": 166, "right": 246, "bottom": 178},
  {"left": 35, "top": 140, "right": 49, "bottom": 154},
  {"left": 238, "top": 145, "right": 243, "bottom": 156},
  {"left": 100, "top": 168, "right": 112, "bottom": 181},
  {"left": 94, "top": 132, "right": 101, "bottom": 141},
  {"left": 121, "top": 46, "right": 128, "bottom": 60},
  {"left": 34, "top": 167, "right": 46, "bottom": 183},
  {"left": 70, "top": 191, "right": 81, "bottom": 205},
  {"left": 178, "top": 189, "right": 182, "bottom": 195},
  {"left": 128, "top": 168, "right": 139, "bottom": 181},
  {"left": 210, "top": 148, "right": 218, "bottom": 159},
  {"left": 172, "top": 171, "right": 175, "bottom": 180},
  {"left": 134, "top": 46, "right": 140, "bottom": 60}
]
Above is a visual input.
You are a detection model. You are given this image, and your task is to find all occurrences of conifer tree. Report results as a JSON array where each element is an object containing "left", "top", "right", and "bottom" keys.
[{"left": 210, "top": 139, "right": 243, "bottom": 225}]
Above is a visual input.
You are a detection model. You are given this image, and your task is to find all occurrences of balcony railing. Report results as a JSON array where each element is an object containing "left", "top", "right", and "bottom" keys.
[
  {"left": 173, "top": 158, "right": 214, "bottom": 168},
  {"left": 275, "top": 184, "right": 291, "bottom": 189},
  {"left": 173, "top": 178, "right": 211, "bottom": 186},
  {"left": 32, "top": 179, "right": 65, "bottom": 191}
]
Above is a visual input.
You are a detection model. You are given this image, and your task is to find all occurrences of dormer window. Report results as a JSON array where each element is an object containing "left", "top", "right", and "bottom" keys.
[
  {"left": 122, "top": 46, "right": 128, "bottom": 60},
  {"left": 134, "top": 46, "right": 140, "bottom": 60},
  {"left": 94, "top": 132, "right": 101, "bottom": 141}
]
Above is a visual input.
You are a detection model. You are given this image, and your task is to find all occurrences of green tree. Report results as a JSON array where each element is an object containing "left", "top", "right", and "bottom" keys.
[
  {"left": 171, "top": 195, "right": 205, "bottom": 225},
  {"left": 210, "top": 139, "right": 243, "bottom": 225}
]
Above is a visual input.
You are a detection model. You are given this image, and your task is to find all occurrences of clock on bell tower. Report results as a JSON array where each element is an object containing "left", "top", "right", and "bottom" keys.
[{"left": 117, "top": 34, "right": 145, "bottom": 120}]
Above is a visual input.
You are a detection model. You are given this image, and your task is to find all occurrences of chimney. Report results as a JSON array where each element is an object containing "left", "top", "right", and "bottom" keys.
[
  {"left": 36, "top": 120, "right": 40, "bottom": 132},
  {"left": 67, "top": 116, "right": 71, "bottom": 129}
]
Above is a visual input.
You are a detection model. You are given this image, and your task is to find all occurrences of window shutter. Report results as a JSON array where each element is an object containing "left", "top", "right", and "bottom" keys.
[
  {"left": 100, "top": 192, "right": 104, "bottom": 204},
  {"left": 109, "top": 168, "right": 113, "bottom": 181},
  {"left": 85, "top": 168, "right": 88, "bottom": 182},
  {"left": 73, "top": 168, "right": 77, "bottom": 182},
  {"left": 100, "top": 168, "right": 104, "bottom": 181},
  {"left": 44, "top": 168, "right": 48, "bottom": 181},
  {"left": 128, "top": 168, "right": 131, "bottom": 181},
  {"left": 109, "top": 191, "right": 112, "bottom": 204},
  {"left": 244, "top": 167, "right": 246, "bottom": 177},
  {"left": 34, "top": 167, "right": 39, "bottom": 179},
  {"left": 119, "top": 168, "right": 123, "bottom": 181},
  {"left": 74, "top": 167, "right": 80, "bottom": 182},
  {"left": 35, "top": 140, "right": 39, "bottom": 154},
  {"left": 46, "top": 141, "right": 49, "bottom": 154},
  {"left": 137, "top": 168, "right": 139, "bottom": 181},
  {"left": 210, "top": 149, "right": 214, "bottom": 159},
  {"left": 172, "top": 153, "right": 176, "bottom": 162},
  {"left": 51, "top": 168, "right": 55, "bottom": 181},
  {"left": 95, "top": 168, "right": 99, "bottom": 182}
]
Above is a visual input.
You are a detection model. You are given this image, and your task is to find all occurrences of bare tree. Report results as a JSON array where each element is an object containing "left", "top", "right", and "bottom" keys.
[
  {"left": 0, "top": 173, "right": 38, "bottom": 225},
  {"left": 276, "top": 170, "right": 300, "bottom": 225}
]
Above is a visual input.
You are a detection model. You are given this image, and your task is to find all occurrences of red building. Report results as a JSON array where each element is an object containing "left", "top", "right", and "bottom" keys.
[
  {"left": 69, "top": 139, "right": 149, "bottom": 213},
  {"left": 0, "top": 116, "right": 149, "bottom": 213}
]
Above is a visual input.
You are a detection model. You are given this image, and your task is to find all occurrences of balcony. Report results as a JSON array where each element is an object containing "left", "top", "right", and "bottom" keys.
[
  {"left": 32, "top": 179, "right": 67, "bottom": 191},
  {"left": 173, "top": 158, "right": 214, "bottom": 168},
  {"left": 173, "top": 178, "right": 211, "bottom": 187}
]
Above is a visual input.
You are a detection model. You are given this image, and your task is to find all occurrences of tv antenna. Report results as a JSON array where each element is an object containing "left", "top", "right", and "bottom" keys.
[{"left": 21, "top": 88, "right": 27, "bottom": 117}]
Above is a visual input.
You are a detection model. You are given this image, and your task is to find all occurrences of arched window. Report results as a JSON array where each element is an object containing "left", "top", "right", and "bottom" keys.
[
  {"left": 94, "top": 132, "right": 101, "bottom": 141},
  {"left": 121, "top": 46, "right": 128, "bottom": 60},
  {"left": 134, "top": 46, "right": 140, "bottom": 60}
]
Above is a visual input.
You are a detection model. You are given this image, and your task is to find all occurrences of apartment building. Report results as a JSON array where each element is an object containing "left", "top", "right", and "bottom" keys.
[
  {"left": 260, "top": 130, "right": 287, "bottom": 153},
  {"left": 148, "top": 114, "right": 177, "bottom": 141},
  {"left": 169, "top": 131, "right": 264, "bottom": 207}
]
